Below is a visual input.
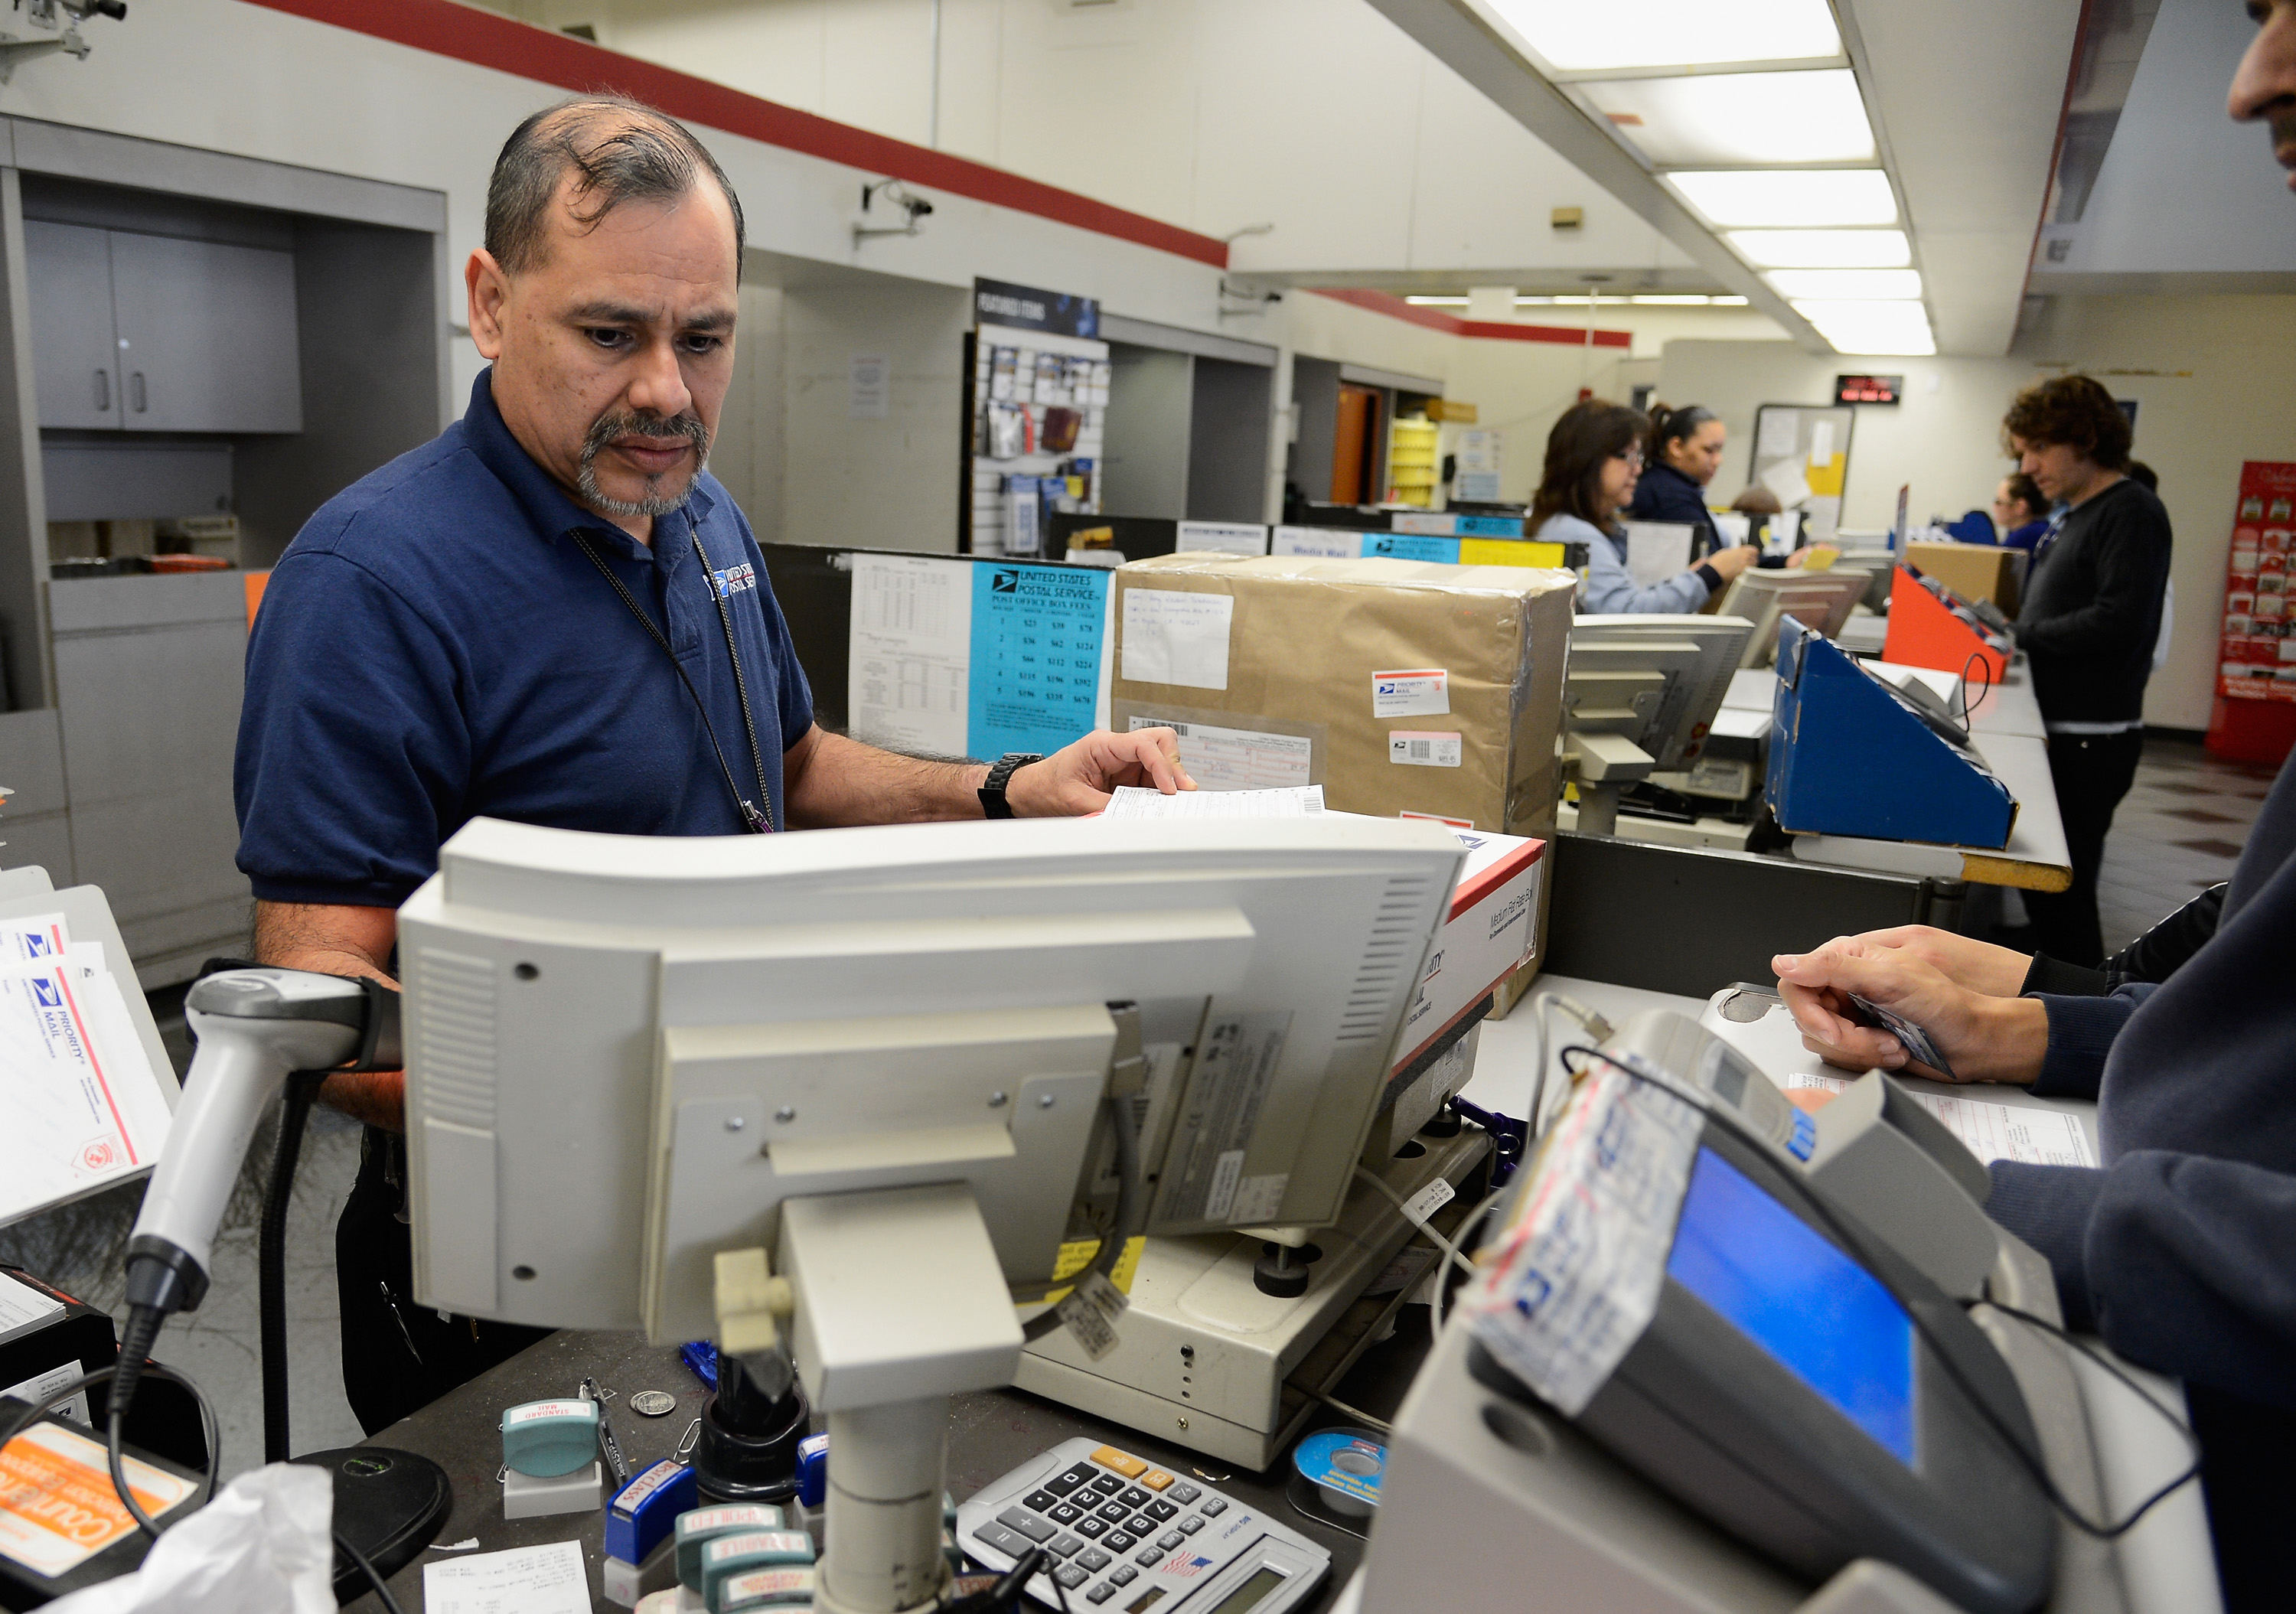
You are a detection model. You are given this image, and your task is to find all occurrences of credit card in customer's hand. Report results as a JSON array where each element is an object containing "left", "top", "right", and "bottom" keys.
[{"left": 1844, "top": 993, "right": 1956, "bottom": 1079}]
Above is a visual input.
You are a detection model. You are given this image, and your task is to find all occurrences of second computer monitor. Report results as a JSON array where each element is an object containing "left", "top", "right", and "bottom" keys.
[
  {"left": 1714, "top": 569, "right": 1874, "bottom": 669},
  {"left": 1566, "top": 615, "right": 1755, "bottom": 771}
]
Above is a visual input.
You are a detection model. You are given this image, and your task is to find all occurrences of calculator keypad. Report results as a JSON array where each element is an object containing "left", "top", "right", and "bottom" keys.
[{"left": 976, "top": 1443, "right": 1262, "bottom": 1609}]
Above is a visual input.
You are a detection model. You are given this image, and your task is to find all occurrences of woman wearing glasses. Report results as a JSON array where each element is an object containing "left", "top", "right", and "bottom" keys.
[{"left": 1533, "top": 399, "right": 1760, "bottom": 614}]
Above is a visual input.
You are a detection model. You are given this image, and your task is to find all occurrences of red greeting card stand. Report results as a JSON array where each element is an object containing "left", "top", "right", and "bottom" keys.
[
  {"left": 2207, "top": 460, "right": 2296, "bottom": 765},
  {"left": 1882, "top": 566, "right": 2009, "bottom": 683}
]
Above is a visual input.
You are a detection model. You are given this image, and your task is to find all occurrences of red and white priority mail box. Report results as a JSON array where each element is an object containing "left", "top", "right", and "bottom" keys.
[{"left": 1394, "top": 827, "right": 1546, "bottom": 1073}]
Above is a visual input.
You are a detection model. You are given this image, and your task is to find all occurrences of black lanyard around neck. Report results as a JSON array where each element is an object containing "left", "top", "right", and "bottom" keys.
[{"left": 572, "top": 522, "right": 775, "bottom": 833}]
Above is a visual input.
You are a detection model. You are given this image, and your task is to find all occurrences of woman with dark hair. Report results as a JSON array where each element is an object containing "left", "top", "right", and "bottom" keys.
[
  {"left": 1992, "top": 471, "right": 2052, "bottom": 551},
  {"left": 1535, "top": 399, "right": 1758, "bottom": 613},
  {"left": 1628, "top": 403, "right": 1727, "bottom": 554}
]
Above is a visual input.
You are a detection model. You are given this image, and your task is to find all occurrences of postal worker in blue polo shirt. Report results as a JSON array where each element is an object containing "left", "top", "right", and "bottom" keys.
[{"left": 234, "top": 95, "right": 1195, "bottom": 1433}]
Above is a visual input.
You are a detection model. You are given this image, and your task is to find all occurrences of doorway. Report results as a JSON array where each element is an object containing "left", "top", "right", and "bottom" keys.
[{"left": 1330, "top": 382, "right": 1382, "bottom": 504}]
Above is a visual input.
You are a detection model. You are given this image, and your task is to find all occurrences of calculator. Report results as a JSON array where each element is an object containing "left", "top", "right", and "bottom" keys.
[{"left": 955, "top": 1437, "right": 1330, "bottom": 1613}]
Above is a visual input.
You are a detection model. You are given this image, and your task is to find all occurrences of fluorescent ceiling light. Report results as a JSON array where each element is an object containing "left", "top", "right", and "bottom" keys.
[
  {"left": 1669, "top": 169, "right": 1896, "bottom": 228},
  {"left": 1712, "top": 295, "right": 1750, "bottom": 305},
  {"left": 1583, "top": 70, "right": 1874, "bottom": 168},
  {"left": 1792, "top": 299, "right": 1936, "bottom": 356},
  {"left": 1405, "top": 295, "right": 1468, "bottom": 305},
  {"left": 1726, "top": 228, "right": 1912, "bottom": 268},
  {"left": 1486, "top": 0, "right": 1839, "bottom": 73},
  {"left": 1764, "top": 269, "right": 1924, "bottom": 299},
  {"left": 1629, "top": 295, "right": 1717, "bottom": 305}
]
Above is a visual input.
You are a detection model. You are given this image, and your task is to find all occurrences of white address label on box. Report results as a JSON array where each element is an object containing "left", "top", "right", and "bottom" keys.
[
  {"left": 1373, "top": 669, "right": 1450, "bottom": 718},
  {"left": 1390, "top": 731, "right": 1463, "bottom": 768}
]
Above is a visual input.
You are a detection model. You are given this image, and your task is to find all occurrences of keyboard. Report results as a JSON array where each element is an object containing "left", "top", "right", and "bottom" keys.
[{"left": 954, "top": 1437, "right": 1330, "bottom": 1612}]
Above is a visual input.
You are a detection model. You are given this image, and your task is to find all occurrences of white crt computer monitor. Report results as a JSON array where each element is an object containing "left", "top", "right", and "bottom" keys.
[
  {"left": 1714, "top": 567, "right": 1874, "bottom": 668},
  {"left": 394, "top": 812, "right": 1463, "bottom": 1608}
]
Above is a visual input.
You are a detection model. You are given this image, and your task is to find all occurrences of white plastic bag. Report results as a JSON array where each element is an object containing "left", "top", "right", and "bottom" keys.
[{"left": 44, "top": 1462, "right": 335, "bottom": 1614}]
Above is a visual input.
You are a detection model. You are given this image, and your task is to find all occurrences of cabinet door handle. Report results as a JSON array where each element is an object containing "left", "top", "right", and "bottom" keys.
[
  {"left": 94, "top": 370, "right": 109, "bottom": 411},
  {"left": 129, "top": 371, "right": 147, "bottom": 413}
]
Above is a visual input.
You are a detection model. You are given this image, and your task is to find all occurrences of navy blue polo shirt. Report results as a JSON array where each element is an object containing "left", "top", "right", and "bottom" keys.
[{"left": 236, "top": 369, "right": 814, "bottom": 908}]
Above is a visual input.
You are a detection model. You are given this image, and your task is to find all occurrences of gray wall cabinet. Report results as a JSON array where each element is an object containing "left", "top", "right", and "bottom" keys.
[{"left": 24, "top": 220, "right": 302, "bottom": 434}]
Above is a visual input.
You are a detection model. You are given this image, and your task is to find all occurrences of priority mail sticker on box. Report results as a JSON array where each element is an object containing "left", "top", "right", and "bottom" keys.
[
  {"left": 1373, "top": 670, "right": 1449, "bottom": 718},
  {"left": 1395, "top": 827, "right": 1545, "bottom": 1070},
  {"left": 1389, "top": 731, "right": 1461, "bottom": 768}
]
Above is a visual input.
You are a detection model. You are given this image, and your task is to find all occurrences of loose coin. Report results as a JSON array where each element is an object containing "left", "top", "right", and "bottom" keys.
[{"left": 628, "top": 1390, "right": 678, "bottom": 1418}]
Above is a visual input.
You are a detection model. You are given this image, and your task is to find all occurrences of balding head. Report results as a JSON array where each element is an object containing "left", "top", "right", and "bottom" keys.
[{"left": 484, "top": 94, "right": 745, "bottom": 281}]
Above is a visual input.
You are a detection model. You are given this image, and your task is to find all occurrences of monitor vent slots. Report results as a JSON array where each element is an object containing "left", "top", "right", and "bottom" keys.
[
  {"left": 412, "top": 947, "right": 499, "bottom": 1130},
  {"left": 1338, "top": 876, "right": 1439, "bottom": 1041}
]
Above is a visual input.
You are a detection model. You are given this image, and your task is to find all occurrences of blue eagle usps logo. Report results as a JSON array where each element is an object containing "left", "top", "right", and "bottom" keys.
[{"left": 712, "top": 562, "right": 758, "bottom": 599}]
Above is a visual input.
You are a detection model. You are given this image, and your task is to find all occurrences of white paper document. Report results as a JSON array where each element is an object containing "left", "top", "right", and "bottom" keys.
[
  {"left": 1102, "top": 785, "right": 1323, "bottom": 819},
  {"left": 1756, "top": 408, "right": 1801, "bottom": 461},
  {"left": 1120, "top": 589, "right": 1234, "bottom": 690},
  {"left": 1779, "top": 1074, "right": 2097, "bottom": 1168},
  {"left": 422, "top": 1539, "right": 591, "bottom": 1614},
  {"left": 846, "top": 553, "right": 971, "bottom": 756},
  {"left": 1623, "top": 522, "right": 1698, "bottom": 589}
]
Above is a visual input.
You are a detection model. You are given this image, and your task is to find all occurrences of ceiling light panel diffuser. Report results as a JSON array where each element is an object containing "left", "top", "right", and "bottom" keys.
[
  {"left": 1583, "top": 70, "right": 1875, "bottom": 168},
  {"left": 1792, "top": 299, "right": 1936, "bottom": 356},
  {"left": 1763, "top": 269, "right": 1924, "bottom": 299},
  {"left": 1727, "top": 230, "right": 1912, "bottom": 267},
  {"left": 1669, "top": 169, "right": 1898, "bottom": 228},
  {"left": 1486, "top": 0, "right": 1841, "bottom": 73}
]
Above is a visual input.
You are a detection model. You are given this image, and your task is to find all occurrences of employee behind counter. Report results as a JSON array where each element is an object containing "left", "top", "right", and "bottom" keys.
[{"left": 231, "top": 93, "right": 1195, "bottom": 1434}]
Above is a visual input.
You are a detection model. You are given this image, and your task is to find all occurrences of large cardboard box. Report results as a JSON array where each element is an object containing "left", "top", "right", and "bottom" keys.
[
  {"left": 1110, "top": 552, "right": 1577, "bottom": 973},
  {"left": 1110, "top": 553, "right": 1575, "bottom": 831},
  {"left": 1906, "top": 540, "right": 2026, "bottom": 617}
]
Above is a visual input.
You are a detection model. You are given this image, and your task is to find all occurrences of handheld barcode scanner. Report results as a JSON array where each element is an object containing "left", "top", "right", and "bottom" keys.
[
  {"left": 113, "top": 967, "right": 445, "bottom": 1595},
  {"left": 123, "top": 969, "right": 397, "bottom": 1329}
]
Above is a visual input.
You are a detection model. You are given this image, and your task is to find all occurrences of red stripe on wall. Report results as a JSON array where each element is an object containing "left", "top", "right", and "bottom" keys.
[
  {"left": 240, "top": 0, "right": 1231, "bottom": 269},
  {"left": 1311, "top": 288, "right": 1632, "bottom": 349}
]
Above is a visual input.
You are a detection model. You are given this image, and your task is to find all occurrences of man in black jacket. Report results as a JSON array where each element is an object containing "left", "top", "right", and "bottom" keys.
[{"left": 2004, "top": 374, "right": 2173, "bottom": 965}]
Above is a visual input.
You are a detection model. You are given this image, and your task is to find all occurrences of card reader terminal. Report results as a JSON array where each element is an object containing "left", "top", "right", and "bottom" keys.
[
  {"left": 1476, "top": 1119, "right": 2054, "bottom": 1614},
  {"left": 956, "top": 1438, "right": 1329, "bottom": 1612}
]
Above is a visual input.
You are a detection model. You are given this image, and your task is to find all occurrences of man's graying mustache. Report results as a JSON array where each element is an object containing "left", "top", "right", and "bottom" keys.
[{"left": 582, "top": 409, "right": 712, "bottom": 468}]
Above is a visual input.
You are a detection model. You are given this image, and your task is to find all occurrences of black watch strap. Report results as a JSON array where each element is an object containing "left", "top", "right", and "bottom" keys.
[{"left": 978, "top": 752, "right": 1042, "bottom": 820}]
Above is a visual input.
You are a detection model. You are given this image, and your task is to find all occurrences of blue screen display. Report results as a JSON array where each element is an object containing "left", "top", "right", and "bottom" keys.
[{"left": 1666, "top": 1146, "right": 1917, "bottom": 1467}]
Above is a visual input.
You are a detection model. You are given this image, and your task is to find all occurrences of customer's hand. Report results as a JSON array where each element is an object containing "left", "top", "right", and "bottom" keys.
[
  {"left": 1850, "top": 924, "right": 2033, "bottom": 997},
  {"left": 1009, "top": 727, "right": 1197, "bottom": 816},
  {"left": 1705, "top": 544, "right": 1762, "bottom": 583},
  {"left": 1771, "top": 937, "right": 2049, "bottom": 1085}
]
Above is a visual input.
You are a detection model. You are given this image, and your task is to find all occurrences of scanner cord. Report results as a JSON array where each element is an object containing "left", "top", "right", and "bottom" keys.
[
  {"left": 259, "top": 1071, "right": 327, "bottom": 1464},
  {"left": 1020, "top": 1090, "right": 1142, "bottom": 1344},
  {"left": 1557, "top": 1043, "right": 2203, "bottom": 1541}
]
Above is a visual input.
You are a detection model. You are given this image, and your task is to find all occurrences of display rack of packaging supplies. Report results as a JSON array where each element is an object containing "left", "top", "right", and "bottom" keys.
[{"left": 1768, "top": 618, "right": 2018, "bottom": 849}]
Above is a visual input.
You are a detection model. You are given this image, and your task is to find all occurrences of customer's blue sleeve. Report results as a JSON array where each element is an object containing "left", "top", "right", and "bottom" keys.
[
  {"left": 2029, "top": 984, "right": 2153, "bottom": 1098},
  {"left": 1989, "top": 1155, "right": 2296, "bottom": 1410},
  {"left": 235, "top": 550, "right": 470, "bottom": 908},
  {"left": 1577, "top": 527, "right": 1715, "bottom": 615}
]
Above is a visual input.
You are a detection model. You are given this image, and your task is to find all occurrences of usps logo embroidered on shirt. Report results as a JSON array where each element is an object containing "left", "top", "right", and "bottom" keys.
[{"left": 713, "top": 562, "right": 758, "bottom": 598}]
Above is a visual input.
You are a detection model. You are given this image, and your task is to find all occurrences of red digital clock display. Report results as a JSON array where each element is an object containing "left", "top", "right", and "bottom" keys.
[{"left": 1835, "top": 373, "right": 1904, "bottom": 406}]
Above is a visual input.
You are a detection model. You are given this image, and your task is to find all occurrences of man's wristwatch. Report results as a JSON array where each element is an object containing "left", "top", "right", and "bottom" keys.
[{"left": 977, "top": 753, "right": 1043, "bottom": 820}]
